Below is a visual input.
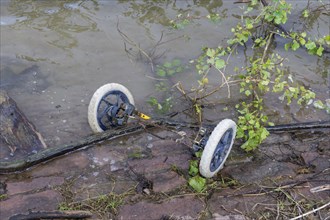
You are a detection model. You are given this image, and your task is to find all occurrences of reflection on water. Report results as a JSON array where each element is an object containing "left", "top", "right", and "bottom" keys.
[
  {"left": 119, "top": 0, "right": 224, "bottom": 26},
  {"left": 5, "top": 0, "right": 99, "bottom": 51}
]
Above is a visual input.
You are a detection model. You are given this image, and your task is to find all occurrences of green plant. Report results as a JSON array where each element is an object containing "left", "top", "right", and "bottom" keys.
[
  {"left": 236, "top": 100, "right": 271, "bottom": 151},
  {"left": 58, "top": 202, "right": 75, "bottom": 211},
  {"left": 0, "top": 194, "right": 7, "bottom": 201},
  {"left": 170, "top": 11, "right": 223, "bottom": 29},
  {"left": 188, "top": 175, "right": 206, "bottom": 193},
  {"left": 173, "top": 0, "right": 329, "bottom": 151},
  {"left": 187, "top": 152, "right": 207, "bottom": 192},
  {"left": 147, "top": 59, "right": 186, "bottom": 114},
  {"left": 147, "top": 96, "right": 173, "bottom": 114},
  {"left": 156, "top": 59, "right": 184, "bottom": 77}
]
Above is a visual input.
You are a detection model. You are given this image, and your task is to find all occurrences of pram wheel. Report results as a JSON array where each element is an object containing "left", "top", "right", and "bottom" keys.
[
  {"left": 88, "top": 83, "right": 135, "bottom": 133},
  {"left": 199, "top": 119, "right": 236, "bottom": 178}
]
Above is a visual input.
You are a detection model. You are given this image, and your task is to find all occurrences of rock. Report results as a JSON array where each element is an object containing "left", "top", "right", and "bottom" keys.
[
  {"left": 0, "top": 190, "right": 61, "bottom": 220},
  {"left": 6, "top": 176, "right": 64, "bottom": 196},
  {"left": 259, "top": 143, "right": 293, "bottom": 161},
  {"left": 212, "top": 213, "right": 246, "bottom": 220},
  {"left": 118, "top": 196, "right": 204, "bottom": 220},
  {"left": 262, "top": 133, "right": 291, "bottom": 145},
  {"left": 223, "top": 160, "right": 298, "bottom": 184},
  {"left": 309, "top": 156, "right": 330, "bottom": 173},
  {"left": 149, "top": 171, "right": 187, "bottom": 193},
  {"left": 208, "top": 187, "right": 276, "bottom": 217},
  {"left": 301, "top": 152, "right": 319, "bottom": 165},
  {"left": 30, "top": 151, "right": 90, "bottom": 177},
  {"left": 128, "top": 140, "right": 190, "bottom": 193}
]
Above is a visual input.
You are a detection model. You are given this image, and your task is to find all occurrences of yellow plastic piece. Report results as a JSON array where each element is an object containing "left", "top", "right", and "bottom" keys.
[{"left": 137, "top": 112, "right": 151, "bottom": 120}]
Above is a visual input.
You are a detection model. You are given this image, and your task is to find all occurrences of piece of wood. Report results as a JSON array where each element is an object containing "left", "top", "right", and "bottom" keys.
[
  {"left": 0, "top": 123, "right": 149, "bottom": 173},
  {"left": 0, "top": 90, "right": 47, "bottom": 157},
  {"left": 9, "top": 210, "right": 93, "bottom": 220}
]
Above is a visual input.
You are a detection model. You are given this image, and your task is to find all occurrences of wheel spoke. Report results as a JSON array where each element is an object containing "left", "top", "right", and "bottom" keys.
[
  {"left": 114, "top": 94, "right": 121, "bottom": 106},
  {"left": 101, "top": 97, "right": 112, "bottom": 105},
  {"left": 97, "top": 106, "right": 111, "bottom": 121}
]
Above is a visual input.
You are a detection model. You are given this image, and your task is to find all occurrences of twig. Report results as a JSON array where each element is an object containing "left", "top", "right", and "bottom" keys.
[
  {"left": 116, "top": 18, "right": 155, "bottom": 72},
  {"left": 9, "top": 211, "right": 93, "bottom": 220},
  {"left": 289, "top": 201, "right": 330, "bottom": 220},
  {"left": 261, "top": 33, "right": 274, "bottom": 63},
  {"left": 214, "top": 66, "right": 231, "bottom": 98},
  {"left": 310, "top": 184, "right": 330, "bottom": 193},
  {"left": 144, "top": 74, "right": 169, "bottom": 81},
  {"left": 195, "top": 80, "right": 242, "bottom": 101}
]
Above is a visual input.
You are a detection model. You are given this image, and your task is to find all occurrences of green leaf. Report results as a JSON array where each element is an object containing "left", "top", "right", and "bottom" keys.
[
  {"left": 147, "top": 97, "right": 158, "bottom": 106},
  {"left": 176, "top": 66, "right": 184, "bottom": 73},
  {"left": 299, "top": 37, "right": 306, "bottom": 45},
  {"left": 172, "top": 59, "right": 181, "bottom": 66},
  {"left": 189, "top": 160, "right": 199, "bottom": 176},
  {"left": 301, "top": 32, "right": 307, "bottom": 38},
  {"left": 260, "top": 128, "right": 269, "bottom": 140},
  {"left": 215, "top": 59, "right": 225, "bottom": 69},
  {"left": 245, "top": 19, "right": 253, "bottom": 29},
  {"left": 288, "top": 87, "right": 296, "bottom": 92},
  {"left": 325, "top": 35, "right": 330, "bottom": 45},
  {"left": 156, "top": 69, "right": 166, "bottom": 77},
  {"left": 188, "top": 175, "right": 206, "bottom": 192},
  {"left": 206, "top": 48, "right": 215, "bottom": 57},
  {"left": 302, "top": 9, "right": 309, "bottom": 18},
  {"left": 313, "top": 100, "right": 325, "bottom": 109},
  {"left": 245, "top": 90, "right": 251, "bottom": 96},
  {"left": 284, "top": 43, "right": 291, "bottom": 51},
  {"left": 163, "top": 62, "right": 172, "bottom": 68},
  {"left": 305, "top": 41, "right": 316, "bottom": 50},
  {"left": 268, "top": 122, "right": 275, "bottom": 126},
  {"left": 167, "top": 69, "right": 176, "bottom": 76},
  {"left": 316, "top": 46, "right": 324, "bottom": 56},
  {"left": 291, "top": 40, "right": 300, "bottom": 51}
]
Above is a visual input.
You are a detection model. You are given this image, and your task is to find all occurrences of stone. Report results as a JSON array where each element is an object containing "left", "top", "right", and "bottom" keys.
[
  {"left": 223, "top": 160, "right": 298, "bottom": 184},
  {"left": 0, "top": 190, "right": 61, "bottom": 220},
  {"left": 259, "top": 143, "right": 293, "bottom": 161},
  {"left": 301, "top": 152, "right": 319, "bottom": 165},
  {"left": 149, "top": 171, "right": 186, "bottom": 193},
  {"left": 31, "top": 151, "right": 90, "bottom": 177},
  {"left": 208, "top": 188, "right": 276, "bottom": 217},
  {"left": 127, "top": 140, "right": 190, "bottom": 193},
  {"left": 212, "top": 213, "right": 246, "bottom": 220},
  {"left": 262, "top": 133, "right": 291, "bottom": 145},
  {"left": 118, "top": 196, "right": 204, "bottom": 220},
  {"left": 6, "top": 176, "right": 64, "bottom": 196}
]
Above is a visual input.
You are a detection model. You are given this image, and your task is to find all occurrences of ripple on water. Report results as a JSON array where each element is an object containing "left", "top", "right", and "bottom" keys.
[
  {"left": 0, "top": 16, "right": 27, "bottom": 26},
  {"left": 43, "top": 7, "right": 60, "bottom": 15},
  {"left": 64, "top": 3, "right": 80, "bottom": 10}
]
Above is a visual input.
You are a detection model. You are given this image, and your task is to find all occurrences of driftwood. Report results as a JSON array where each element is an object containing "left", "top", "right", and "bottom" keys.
[
  {"left": 9, "top": 210, "right": 93, "bottom": 220},
  {"left": 0, "top": 90, "right": 47, "bottom": 156},
  {"left": 0, "top": 123, "right": 150, "bottom": 173}
]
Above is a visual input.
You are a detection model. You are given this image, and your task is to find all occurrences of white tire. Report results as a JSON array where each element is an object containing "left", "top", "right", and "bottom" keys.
[
  {"left": 199, "top": 119, "right": 236, "bottom": 178},
  {"left": 88, "top": 83, "right": 135, "bottom": 133}
]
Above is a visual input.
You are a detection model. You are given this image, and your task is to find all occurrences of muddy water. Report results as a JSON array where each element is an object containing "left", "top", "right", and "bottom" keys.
[{"left": 0, "top": 0, "right": 329, "bottom": 151}]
